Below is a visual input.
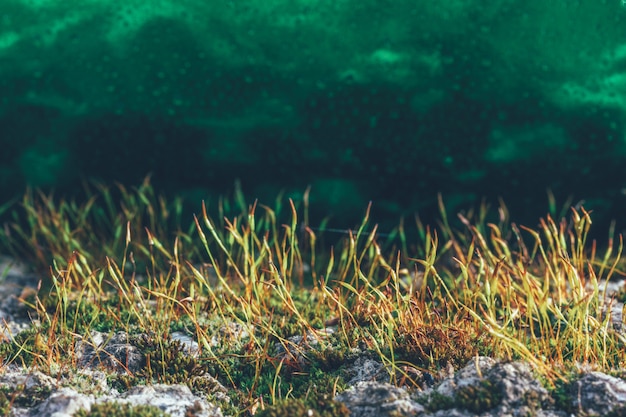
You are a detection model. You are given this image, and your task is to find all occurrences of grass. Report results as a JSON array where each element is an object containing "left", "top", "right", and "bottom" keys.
[{"left": 1, "top": 177, "right": 626, "bottom": 415}]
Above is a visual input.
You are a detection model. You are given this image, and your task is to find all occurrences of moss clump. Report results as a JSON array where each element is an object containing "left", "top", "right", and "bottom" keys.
[
  {"left": 423, "top": 379, "right": 503, "bottom": 413},
  {"left": 0, "top": 325, "right": 74, "bottom": 368},
  {"left": 455, "top": 379, "right": 503, "bottom": 413},
  {"left": 110, "top": 335, "right": 223, "bottom": 399},
  {"left": 265, "top": 370, "right": 349, "bottom": 417},
  {"left": 423, "top": 391, "right": 456, "bottom": 412},
  {"left": 136, "top": 337, "right": 205, "bottom": 383},
  {"left": 308, "top": 346, "right": 348, "bottom": 372},
  {"left": 0, "top": 382, "right": 53, "bottom": 415},
  {"left": 549, "top": 378, "right": 576, "bottom": 415},
  {"left": 256, "top": 394, "right": 350, "bottom": 417},
  {"left": 0, "top": 391, "right": 9, "bottom": 417},
  {"left": 393, "top": 324, "right": 483, "bottom": 370},
  {"left": 0, "top": 327, "right": 46, "bottom": 367},
  {"left": 75, "top": 402, "right": 169, "bottom": 417}
]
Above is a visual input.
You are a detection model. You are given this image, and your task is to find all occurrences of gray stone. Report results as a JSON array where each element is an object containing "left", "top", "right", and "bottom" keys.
[
  {"left": 335, "top": 381, "right": 425, "bottom": 417},
  {"left": 29, "top": 387, "right": 95, "bottom": 417},
  {"left": 273, "top": 327, "right": 336, "bottom": 369},
  {"left": 0, "top": 363, "right": 226, "bottom": 417},
  {"left": 114, "top": 384, "right": 223, "bottom": 417},
  {"left": 315, "top": 353, "right": 568, "bottom": 417},
  {"left": 428, "top": 409, "right": 476, "bottom": 417},
  {"left": 209, "top": 322, "right": 250, "bottom": 349},
  {"left": 67, "top": 369, "right": 116, "bottom": 397},
  {"left": 0, "top": 256, "right": 40, "bottom": 341},
  {"left": 424, "top": 357, "right": 556, "bottom": 417},
  {"left": 76, "top": 331, "right": 144, "bottom": 373},
  {"left": 20, "top": 382, "right": 223, "bottom": 417},
  {"left": 435, "top": 357, "right": 496, "bottom": 398},
  {"left": 0, "top": 369, "right": 58, "bottom": 417},
  {"left": 171, "top": 331, "right": 200, "bottom": 356},
  {"left": 427, "top": 409, "right": 566, "bottom": 417},
  {"left": 0, "top": 369, "right": 57, "bottom": 393},
  {"left": 484, "top": 361, "right": 554, "bottom": 417},
  {"left": 342, "top": 355, "right": 387, "bottom": 385},
  {"left": 572, "top": 371, "right": 626, "bottom": 416}
]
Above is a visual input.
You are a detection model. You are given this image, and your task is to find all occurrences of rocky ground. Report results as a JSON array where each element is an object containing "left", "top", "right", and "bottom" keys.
[{"left": 3, "top": 255, "right": 626, "bottom": 417}]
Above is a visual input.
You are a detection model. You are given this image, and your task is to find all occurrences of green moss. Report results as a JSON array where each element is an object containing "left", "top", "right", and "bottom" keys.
[
  {"left": 0, "top": 381, "right": 53, "bottom": 414},
  {"left": 259, "top": 288, "right": 329, "bottom": 338},
  {"left": 63, "top": 297, "right": 131, "bottom": 333},
  {"left": 0, "top": 326, "right": 52, "bottom": 367},
  {"left": 455, "top": 379, "right": 503, "bottom": 413},
  {"left": 109, "top": 335, "right": 223, "bottom": 398},
  {"left": 260, "top": 369, "right": 350, "bottom": 416},
  {"left": 423, "top": 391, "right": 456, "bottom": 412},
  {"left": 0, "top": 391, "right": 9, "bottom": 417},
  {"left": 308, "top": 346, "right": 348, "bottom": 372},
  {"left": 75, "top": 402, "right": 170, "bottom": 417},
  {"left": 257, "top": 393, "right": 350, "bottom": 417},
  {"left": 136, "top": 337, "right": 205, "bottom": 382},
  {"left": 423, "top": 380, "right": 504, "bottom": 413},
  {"left": 393, "top": 324, "right": 482, "bottom": 370}
]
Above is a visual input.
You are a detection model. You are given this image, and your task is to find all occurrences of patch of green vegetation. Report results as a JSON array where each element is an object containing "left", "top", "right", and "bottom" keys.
[
  {"left": 133, "top": 336, "right": 221, "bottom": 397},
  {"left": 263, "top": 288, "right": 328, "bottom": 338},
  {"left": 456, "top": 379, "right": 503, "bottom": 413},
  {"left": 422, "top": 391, "right": 456, "bottom": 412},
  {"left": 75, "top": 402, "right": 170, "bottom": 417},
  {"left": 257, "top": 369, "right": 349, "bottom": 417},
  {"left": 308, "top": 346, "right": 349, "bottom": 373},
  {"left": 423, "top": 379, "right": 508, "bottom": 414},
  {"left": 63, "top": 296, "right": 141, "bottom": 334},
  {"left": 0, "top": 324, "right": 74, "bottom": 369},
  {"left": 523, "top": 388, "right": 552, "bottom": 415},
  {"left": 549, "top": 378, "right": 576, "bottom": 415},
  {"left": 0, "top": 392, "right": 8, "bottom": 417},
  {"left": 393, "top": 323, "right": 483, "bottom": 370},
  {"left": 0, "top": 326, "right": 48, "bottom": 368},
  {"left": 256, "top": 394, "right": 350, "bottom": 417},
  {"left": 137, "top": 337, "right": 205, "bottom": 381},
  {"left": 0, "top": 382, "right": 52, "bottom": 412}
]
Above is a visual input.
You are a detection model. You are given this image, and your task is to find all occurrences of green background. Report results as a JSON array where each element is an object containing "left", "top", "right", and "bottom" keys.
[{"left": 2, "top": 0, "right": 626, "bottom": 234}]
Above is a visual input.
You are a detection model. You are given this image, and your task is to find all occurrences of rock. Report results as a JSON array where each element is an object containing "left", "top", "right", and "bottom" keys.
[
  {"left": 171, "top": 331, "right": 200, "bottom": 356},
  {"left": 114, "top": 384, "right": 222, "bottom": 417},
  {"left": 335, "top": 381, "right": 425, "bottom": 417},
  {"left": 572, "top": 371, "right": 626, "bottom": 416},
  {"left": 0, "top": 369, "right": 58, "bottom": 416},
  {"left": 333, "top": 356, "right": 569, "bottom": 417},
  {"left": 342, "top": 355, "right": 387, "bottom": 385},
  {"left": 434, "top": 356, "right": 496, "bottom": 398},
  {"left": 29, "top": 387, "right": 95, "bottom": 417},
  {"left": 67, "top": 369, "right": 115, "bottom": 397},
  {"left": 22, "top": 383, "right": 222, "bottom": 417},
  {"left": 25, "top": 384, "right": 223, "bottom": 417},
  {"left": 0, "top": 369, "right": 57, "bottom": 393},
  {"left": 273, "top": 327, "right": 336, "bottom": 369},
  {"left": 423, "top": 357, "right": 562, "bottom": 417},
  {"left": 76, "top": 331, "right": 144, "bottom": 373},
  {"left": 0, "top": 256, "right": 40, "bottom": 341},
  {"left": 209, "top": 322, "right": 250, "bottom": 349}
]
